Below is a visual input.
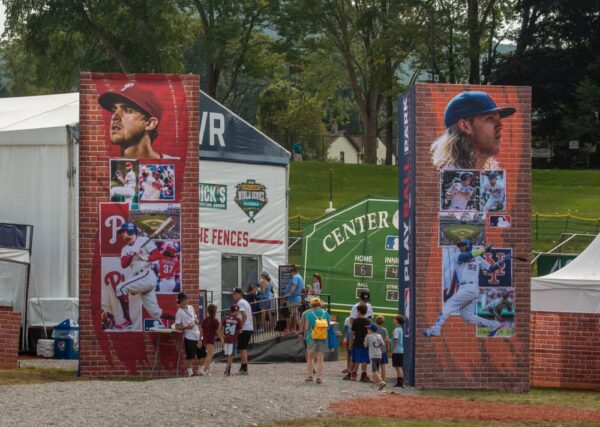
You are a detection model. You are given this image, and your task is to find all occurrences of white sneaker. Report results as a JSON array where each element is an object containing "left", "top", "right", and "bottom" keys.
[
  {"left": 205, "top": 370, "right": 211, "bottom": 377},
  {"left": 379, "top": 381, "right": 387, "bottom": 390}
]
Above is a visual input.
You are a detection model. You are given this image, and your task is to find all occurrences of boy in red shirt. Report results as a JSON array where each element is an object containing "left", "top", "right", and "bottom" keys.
[{"left": 223, "top": 305, "right": 242, "bottom": 376}]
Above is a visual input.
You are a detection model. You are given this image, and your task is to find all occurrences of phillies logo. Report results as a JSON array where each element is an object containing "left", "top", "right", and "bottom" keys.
[
  {"left": 104, "top": 270, "right": 125, "bottom": 290},
  {"left": 104, "top": 215, "right": 126, "bottom": 244},
  {"left": 481, "top": 251, "right": 510, "bottom": 286}
]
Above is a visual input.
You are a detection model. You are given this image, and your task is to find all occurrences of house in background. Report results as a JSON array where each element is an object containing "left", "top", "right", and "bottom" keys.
[{"left": 326, "top": 131, "right": 395, "bottom": 164}]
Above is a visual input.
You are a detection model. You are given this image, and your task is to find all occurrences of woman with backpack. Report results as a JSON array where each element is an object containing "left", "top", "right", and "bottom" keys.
[{"left": 304, "top": 297, "right": 330, "bottom": 384}]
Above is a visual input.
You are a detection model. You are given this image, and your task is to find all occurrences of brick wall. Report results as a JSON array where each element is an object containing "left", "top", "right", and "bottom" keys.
[
  {"left": 0, "top": 306, "right": 21, "bottom": 369},
  {"left": 79, "top": 73, "right": 199, "bottom": 377},
  {"left": 531, "top": 311, "right": 600, "bottom": 390},
  {"left": 414, "top": 84, "right": 531, "bottom": 390}
]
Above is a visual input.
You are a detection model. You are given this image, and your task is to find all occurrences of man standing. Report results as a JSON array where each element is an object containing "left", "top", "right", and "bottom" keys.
[
  {"left": 110, "top": 161, "right": 136, "bottom": 205},
  {"left": 232, "top": 287, "right": 254, "bottom": 375},
  {"left": 431, "top": 91, "right": 516, "bottom": 170},
  {"left": 481, "top": 172, "right": 505, "bottom": 213},
  {"left": 98, "top": 82, "right": 178, "bottom": 159},
  {"left": 349, "top": 290, "right": 374, "bottom": 325},
  {"left": 283, "top": 266, "right": 304, "bottom": 331},
  {"left": 423, "top": 239, "right": 510, "bottom": 337},
  {"left": 444, "top": 172, "right": 475, "bottom": 211},
  {"left": 113, "top": 222, "right": 165, "bottom": 329}
]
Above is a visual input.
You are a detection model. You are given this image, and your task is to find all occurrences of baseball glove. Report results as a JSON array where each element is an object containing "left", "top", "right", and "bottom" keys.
[{"left": 101, "top": 311, "right": 115, "bottom": 330}]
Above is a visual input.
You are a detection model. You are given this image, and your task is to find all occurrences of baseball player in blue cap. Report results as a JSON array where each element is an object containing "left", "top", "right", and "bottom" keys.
[
  {"left": 423, "top": 239, "right": 511, "bottom": 337},
  {"left": 431, "top": 91, "right": 516, "bottom": 170}
]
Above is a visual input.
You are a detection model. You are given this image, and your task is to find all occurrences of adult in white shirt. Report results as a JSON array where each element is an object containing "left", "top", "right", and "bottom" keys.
[
  {"left": 175, "top": 292, "right": 203, "bottom": 377},
  {"left": 349, "top": 290, "right": 374, "bottom": 325},
  {"left": 232, "top": 287, "right": 253, "bottom": 375}
]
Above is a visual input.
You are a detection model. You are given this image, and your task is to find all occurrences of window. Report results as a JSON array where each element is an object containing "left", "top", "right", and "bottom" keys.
[
  {"left": 340, "top": 151, "right": 345, "bottom": 163},
  {"left": 221, "top": 254, "right": 260, "bottom": 309}
]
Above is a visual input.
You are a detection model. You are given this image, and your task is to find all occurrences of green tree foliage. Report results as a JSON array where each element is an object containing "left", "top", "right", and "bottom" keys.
[
  {"left": 1, "top": 0, "right": 194, "bottom": 95},
  {"left": 493, "top": 0, "right": 600, "bottom": 145},
  {"left": 257, "top": 80, "right": 327, "bottom": 159},
  {"left": 274, "top": 0, "right": 428, "bottom": 164}
]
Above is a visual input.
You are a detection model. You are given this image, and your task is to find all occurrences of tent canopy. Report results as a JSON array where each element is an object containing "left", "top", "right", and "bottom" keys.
[
  {"left": 532, "top": 233, "right": 600, "bottom": 313},
  {"left": 0, "top": 93, "right": 79, "bottom": 146},
  {"left": 199, "top": 91, "right": 290, "bottom": 166}
]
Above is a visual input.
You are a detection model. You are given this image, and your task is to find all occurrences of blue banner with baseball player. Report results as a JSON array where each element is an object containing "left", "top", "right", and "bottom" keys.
[{"left": 397, "top": 86, "right": 416, "bottom": 386}]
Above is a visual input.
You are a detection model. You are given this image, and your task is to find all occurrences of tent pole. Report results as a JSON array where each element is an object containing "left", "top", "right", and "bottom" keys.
[{"left": 22, "top": 261, "right": 31, "bottom": 352}]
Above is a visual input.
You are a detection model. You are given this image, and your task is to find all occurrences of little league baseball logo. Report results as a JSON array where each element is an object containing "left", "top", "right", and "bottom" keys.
[{"left": 234, "top": 179, "right": 268, "bottom": 223}]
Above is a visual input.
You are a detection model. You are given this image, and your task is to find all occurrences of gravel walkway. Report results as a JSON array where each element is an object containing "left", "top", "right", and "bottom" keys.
[{"left": 0, "top": 361, "right": 400, "bottom": 426}]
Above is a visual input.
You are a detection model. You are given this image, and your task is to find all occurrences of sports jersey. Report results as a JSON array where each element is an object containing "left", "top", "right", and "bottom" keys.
[
  {"left": 447, "top": 182, "right": 474, "bottom": 210},
  {"left": 124, "top": 170, "right": 136, "bottom": 187},
  {"left": 453, "top": 253, "right": 490, "bottom": 284},
  {"left": 364, "top": 333, "right": 385, "bottom": 359},
  {"left": 120, "top": 236, "right": 157, "bottom": 275},
  {"left": 483, "top": 180, "right": 504, "bottom": 201},
  {"left": 158, "top": 256, "right": 180, "bottom": 279},
  {"left": 223, "top": 314, "right": 242, "bottom": 344}
]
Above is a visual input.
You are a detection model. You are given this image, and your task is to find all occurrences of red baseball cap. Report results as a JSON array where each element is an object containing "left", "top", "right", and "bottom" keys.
[
  {"left": 98, "top": 82, "right": 163, "bottom": 123},
  {"left": 125, "top": 161, "right": 133, "bottom": 167}
]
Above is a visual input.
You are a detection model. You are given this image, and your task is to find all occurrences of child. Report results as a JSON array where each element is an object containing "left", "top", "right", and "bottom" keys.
[
  {"left": 200, "top": 303, "right": 222, "bottom": 376},
  {"left": 375, "top": 315, "right": 390, "bottom": 381},
  {"left": 364, "top": 323, "right": 386, "bottom": 390},
  {"left": 174, "top": 292, "right": 201, "bottom": 377},
  {"left": 347, "top": 304, "right": 370, "bottom": 382},
  {"left": 392, "top": 314, "right": 406, "bottom": 388},
  {"left": 223, "top": 305, "right": 242, "bottom": 376},
  {"left": 342, "top": 316, "right": 352, "bottom": 374}
]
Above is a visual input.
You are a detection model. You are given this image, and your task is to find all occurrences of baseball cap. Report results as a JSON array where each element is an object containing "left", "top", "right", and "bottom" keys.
[
  {"left": 230, "top": 304, "right": 239, "bottom": 312},
  {"left": 310, "top": 297, "right": 321, "bottom": 306},
  {"left": 368, "top": 323, "right": 378, "bottom": 332},
  {"left": 232, "top": 287, "right": 243, "bottom": 295},
  {"left": 359, "top": 290, "right": 370, "bottom": 301},
  {"left": 176, "top": 292, "right": 188, "bottom": 303},
  {"left": 125, "top": 161, "right": 133, "bottom": 167},
  {"left": 261, "top": 271, "right": 269, "bottom": 278},
  {"left": 459, "top": 172, "right": 473, "bottom": 181},
  {"left": 164, "top": 245, "right": 176, "bottom": 256},
  {"left": 444, "top": 91, "right": 516, "bottom": 128},
  {"left": 98, "top": 82, "right": 164, "bottom": 123}
]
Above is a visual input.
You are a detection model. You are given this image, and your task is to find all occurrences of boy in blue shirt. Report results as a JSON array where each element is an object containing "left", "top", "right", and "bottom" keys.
[{"left": 392, "top": 314, "right": 405, "bottom": 388}]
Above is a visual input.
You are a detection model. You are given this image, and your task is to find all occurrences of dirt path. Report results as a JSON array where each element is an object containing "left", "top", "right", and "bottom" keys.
[{"left": 331, "top": 394, "right": 600, "bottom": 423}]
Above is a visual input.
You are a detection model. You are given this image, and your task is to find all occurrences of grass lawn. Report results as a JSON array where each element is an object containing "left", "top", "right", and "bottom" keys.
[
  {"left": 0, "top": 367, "right": 78, "bottom": 385},
  {"left": 288, "top": 163, "right": 600, "bottom": 255}
]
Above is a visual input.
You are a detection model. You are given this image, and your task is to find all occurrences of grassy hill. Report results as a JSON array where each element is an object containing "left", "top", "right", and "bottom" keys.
[{"left": 288, "top": 162, "right": 600, "bottom": 255}]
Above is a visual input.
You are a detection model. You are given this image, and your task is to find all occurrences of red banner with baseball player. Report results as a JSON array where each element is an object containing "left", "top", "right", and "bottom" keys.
[
  {"left": 399, "top": 84, "right": 530, "bottom": 390},
  {"left": 94, "top": 76, "right": 188, "bottom": 334}
]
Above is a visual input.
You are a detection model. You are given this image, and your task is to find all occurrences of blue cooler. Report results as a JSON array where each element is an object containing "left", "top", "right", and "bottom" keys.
[{"left": 52, "top": 319, "right": 80, "bottom": 359}]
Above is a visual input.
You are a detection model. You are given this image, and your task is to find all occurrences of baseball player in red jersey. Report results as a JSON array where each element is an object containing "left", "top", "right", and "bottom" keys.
[
  {"left": 113, "top": 222, "right": 165, "bottom": 329},
  {"left": 156, "top": 244, "right": 180, "bottom": 293}
]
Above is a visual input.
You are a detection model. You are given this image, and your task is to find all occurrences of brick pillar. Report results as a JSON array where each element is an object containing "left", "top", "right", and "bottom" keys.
[
  {"left": 78, "top": 73, "right": 199, "bottom": 376},
  {"left": 411, "top": 84, "right": 531, "bottom": 390},
  {"left": 0, "top": 306, "right": 21, "bottom": 369}
]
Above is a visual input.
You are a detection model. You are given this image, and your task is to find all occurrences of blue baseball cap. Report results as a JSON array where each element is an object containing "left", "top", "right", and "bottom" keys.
[
  {"left": 444, "top": 91, "right": 516, "bottom": 128},
  {"left": 118, "top": 222, "right": 138, "bottom": 235},
  {"left": 368, "top": 324, "right": 378, "bottom": 331}
]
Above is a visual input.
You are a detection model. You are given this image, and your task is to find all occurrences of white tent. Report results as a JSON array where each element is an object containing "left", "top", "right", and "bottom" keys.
[
  {"left": 0, "top": 93, "right": 79, "bottom": 327},
  {"left": 532, "top": 233, "right": 600, "bottom": 313}
]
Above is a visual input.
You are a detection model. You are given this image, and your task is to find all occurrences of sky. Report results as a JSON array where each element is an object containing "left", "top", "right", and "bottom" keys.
[{"left": 0, "top": 4, "right": 5, "bottom": 35}]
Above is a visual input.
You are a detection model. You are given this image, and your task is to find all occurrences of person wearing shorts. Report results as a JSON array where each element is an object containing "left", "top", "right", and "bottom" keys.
[
  {"left": 304, "top": 298, "right": 330, "bottom": 384},
  {"left": 232, "top": 287, "right": 254, "bottom": 375},
  {"left": 174, "top": 292, "right": 202, "bottom": 377},
  {"left": 375, "top": 315, "right": 390, "bottom": 381},
  {"left": 223, "top": 305, "right": 242, "bottom": 376},
  {"left": 345, "top": 304, "right": 370, "bottom": 382},
  {"left": 365, "top": 323, "right": 386, "bottom": 390},
  {"left": 392, "top": 314, "right": 406, "bottom": 388}
]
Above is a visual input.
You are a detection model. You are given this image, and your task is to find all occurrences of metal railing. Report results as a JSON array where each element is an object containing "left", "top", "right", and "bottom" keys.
[{"left": 211, "top": 294, "right": 332, "bottom": 353}]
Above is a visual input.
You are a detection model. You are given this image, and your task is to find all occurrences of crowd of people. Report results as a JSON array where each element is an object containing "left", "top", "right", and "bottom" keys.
[{"left": 175, "top": 267, "right": 406, "bottom": 391}]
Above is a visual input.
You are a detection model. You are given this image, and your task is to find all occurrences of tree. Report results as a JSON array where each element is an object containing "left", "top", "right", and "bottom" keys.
[
  {"left": 257, "top": 80, "right": 327, "bottom": 159},
  {"left": 1, "top": 0, "right": 193, "bottom": 95},
  {"left": 275, "top": 0, "right": 428, "bottom": 164},
  {"left": 188, "top": 0, "right": 274, "bottom": 102}
]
